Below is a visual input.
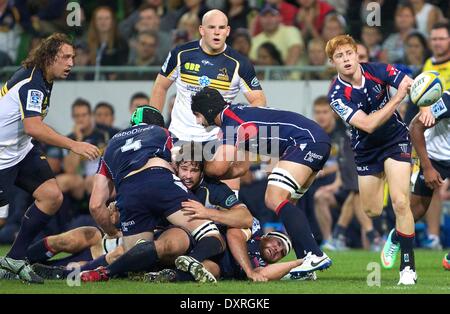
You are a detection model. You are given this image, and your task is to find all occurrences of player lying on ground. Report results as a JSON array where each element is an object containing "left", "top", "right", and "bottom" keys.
[
  {"left": 146, "top": 219, "right": 310, "bottom": 282},
  {"left": 392, "top": 91, "right": 450, "bottom": 270},
  {"left": 190, "top": 87, "right": 333, "bottom": 277}
]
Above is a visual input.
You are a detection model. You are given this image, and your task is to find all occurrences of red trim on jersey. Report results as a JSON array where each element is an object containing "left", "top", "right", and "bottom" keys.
[
  {"left": 386, "top": 64, "right": 398, "bottom": 77},
  {"left": 223, "top": 108, "right": 258, "bottom": 143},
  {"left": 363, "top": 71, "right": 383, "bottom": 84},
  {"left": 396, "top": 230, "right": 415, "bottom": 238},
  {"left": 223, "top": 108, "right": 245, "bottom": 124},
  {"left": 275, "top": 200, "right": 289, "bottom": 215},
  {"left": 97, "top": 159, "right": 112, "bottom": 179},
  {"left": 344, "top": 86, "right": 352, "bottom": 100},
  {"left": 163, "top": 128, "right": 173, "bottom": 150}
]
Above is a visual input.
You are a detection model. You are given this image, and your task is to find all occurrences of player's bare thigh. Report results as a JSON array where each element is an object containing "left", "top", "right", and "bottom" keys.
[
  {"left": 122, "top": 232, "right": 154, "bottom": 252},
  {"left": 358, "top": 173, "right": 385, "bottom": 217}
]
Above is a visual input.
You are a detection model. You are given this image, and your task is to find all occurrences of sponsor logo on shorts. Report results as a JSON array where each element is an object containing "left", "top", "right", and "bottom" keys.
[
  {"left": 121, "top": 220, "right": 135, "bottom": 232},
  {"left": 304, "top": 151, "right": 323, "bottom": 163},
  {"left": 357, "top": 166, "right": 369, "bottom": 172},
  {"left": 399, "top": 143, "right": 411, "bottom": 158}
]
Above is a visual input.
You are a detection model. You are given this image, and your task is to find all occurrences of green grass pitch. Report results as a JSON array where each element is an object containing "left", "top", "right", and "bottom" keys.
[{"left": 1, "top": 246, "right": 449, "bottom": 294}]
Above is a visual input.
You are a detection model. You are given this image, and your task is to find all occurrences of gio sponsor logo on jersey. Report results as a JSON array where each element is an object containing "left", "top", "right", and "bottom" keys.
[
  {"left": 431, "top": 97, "right": 447, "bottom": 118},
  {"left": 26, "top": 89, "right": 43, "bottom": 113}
]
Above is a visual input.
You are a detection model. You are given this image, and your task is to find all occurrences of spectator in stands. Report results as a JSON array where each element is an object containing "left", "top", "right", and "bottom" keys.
[
  {"left": 130, "top": 5, "right": 171, "bottom": 66},
  {"left": 249, "top": 0, "right": 298, "bottom": 36},
  {"left": 93, "top": 102, "right": 121, "bottom": 137},
  {"left": 27, "top": 0, "right": 68, "bottom": 35},
  {"left": 410, "top": 0, "right": 443, "bottom": 37},
  {"left": 231, "top": 28, "right": 251, "bottom": 57},
  {"left": 0, "top": 0, "right": 21, "bottom": 63},
  {"left": 225, "top": 0, "right": 257, "bottom": 39},
  {"left": 56, "top": 99, "right": 109, "bottom": 202},
  {"left": 177, "top": 12, "right": 200, "bottom": 41},
  {"left": 295, "top": 0, "right": 335, "bottom": 41},
  {"left": 402, "top": 32, "right": 431, "bottom": 76},
  {"left": 320, "top": 13, "right": 346, "bottom": 43},
  {"left": 360, "top": 25, "right": 385, "bottom": 62},
  {"left": 381, "top": 3, "right": 417, "bottom": 64},
  {"left": 174, "top": 0, "right": 210, "bottom": 26},
  {"left": 254, "top": 42, "right": 287, "bottom": 80},
  {"left": 127, "top": 31, "right": 161, "bottom": 71},
  {"left": 119, "top": 0, "right": 178, "bottom": 35},
  {"left": 249, "top": 4, "right": 304, "bottom": 66},
  {"left": 67, "top": 41, "right": 94, "bottom": 81},
  {"left": 304, "top": 37, "right": 335, "bottom": 80},
  {"left": 356, "top": 42, "right": 370, "bottom": 63},
  {"left": 87, "top": 6, "right": 129, "bottom": 77},
  {"left": 129, "top": 92, "right": 150, "bottom": 114},
  {"left": 171, "top": 28, "right": 191, "bottom": 47}
]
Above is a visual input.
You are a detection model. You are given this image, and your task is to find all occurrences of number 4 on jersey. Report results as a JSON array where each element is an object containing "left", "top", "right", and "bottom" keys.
[{"left": 121, "top": 138, "right": 142, "bottom": 152}]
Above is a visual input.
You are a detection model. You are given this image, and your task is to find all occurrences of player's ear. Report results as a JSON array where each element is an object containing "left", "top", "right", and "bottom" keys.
[
  {"left": 199, "top": 24, "right": 204, "bottom": 36},
  {"left": 226, "top": 26, "right": 230, "bottom": 37}
]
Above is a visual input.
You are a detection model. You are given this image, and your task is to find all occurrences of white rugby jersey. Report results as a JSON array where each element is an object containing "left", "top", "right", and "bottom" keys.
[
  {"left": 425, "top": 91, "right": 450, "bottom": 161},
  {"left": 160, "top": 40, "right": 262, "bottom": 142},
  {"left": 0, "top": 67, "right": 52, "bottom": 169}
]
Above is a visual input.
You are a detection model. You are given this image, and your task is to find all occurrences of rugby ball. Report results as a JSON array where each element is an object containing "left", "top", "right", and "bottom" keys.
[{"left": 410, "top": 71, "right": 443, "bottom": 107}]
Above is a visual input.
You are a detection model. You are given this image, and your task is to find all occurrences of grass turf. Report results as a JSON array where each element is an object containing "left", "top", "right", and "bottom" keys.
[{"left": 0, "top": 246, "right": 449, "bottom": 294}]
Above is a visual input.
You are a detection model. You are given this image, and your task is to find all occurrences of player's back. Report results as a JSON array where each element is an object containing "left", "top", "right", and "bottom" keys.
[
  {"left": 221, "top": 104, "right": 330, "bottom": 156},
  {"left": 102, "top": 124, "right": 172, "bottom": 186}
]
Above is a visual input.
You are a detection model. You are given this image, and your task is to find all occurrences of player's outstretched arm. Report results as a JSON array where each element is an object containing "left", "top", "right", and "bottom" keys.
[
  {"left": 255, "top": 259, "right": 302, "bottom": 281},
  {"left": 226, "top": 228, "right": 268, "bottom": 282},
  {"left": 349, "top": 76, "right": 412, "bottom": 134},
  {"left": 409, "top": 113, "right": 443, "bottom": 189},
  {"left": 23, "top": 116, "right": 100, "bottom": 160},
  {"left": 150, "top": 74, "right": 173, "bottom": 112},
  {"left": 89, "top": 174, "right": 119, "bottom": 236}
]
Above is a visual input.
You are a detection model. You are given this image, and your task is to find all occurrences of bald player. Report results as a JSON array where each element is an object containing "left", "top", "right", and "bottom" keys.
[{"left": 150, "top": 9, "right": 266, "bottom": 192}]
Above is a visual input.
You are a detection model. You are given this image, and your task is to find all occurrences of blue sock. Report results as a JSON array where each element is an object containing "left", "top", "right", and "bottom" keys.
[
  {"left": 106, "top": 241, "right": 158, "bottom": 277},
  {"left": 397, "top": 231, "right": 415, "bottom": 271},
  {"left": 391, "top": 229, "right": 400, "bottom": 244},
  {"left": 80, "top": 255, "right": 108, "bottom": 272},
  {"left": 26, "top": 238, "right": 55, "bottom": 263},
  {"left": 175, "top": 269, "right": 195, "bottom": 281},
  {"left": 189, "top": 236, "right": 224, "bottom": 262},
  {"left": 7, "top": 203, "right": 52, "bottom": 260},
  {"left": 277, "top": 201, "right": 322, "bottom": 257}
]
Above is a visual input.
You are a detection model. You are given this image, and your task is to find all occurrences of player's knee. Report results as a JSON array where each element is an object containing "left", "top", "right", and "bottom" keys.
[
  {"left": 264, "top": 193, "right": 284, "bottom": 212},
  {"left": 363, "top": 206, "right": 382, "bottom": 218},
  {"left": 37, "top": 186, "right": 63, "bottom": 211},
  {"left": 160, "top": 237, "right": 180, "bottom": 256},
  {"left": 391, "top": 196, "right": 410, "bottom": 216}
]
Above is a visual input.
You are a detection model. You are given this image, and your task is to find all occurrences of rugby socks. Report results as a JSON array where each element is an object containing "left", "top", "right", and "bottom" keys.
[
  {"left": 80, "top": 255, "right": 108, "bottom": 272},
  {"left": 106, "top": 241, "right": 158, "bottom": 277},
  {"left": 391, "top": 229, "right": 400, "bottom": 244},
  {"left": 7, "top": 203, "right": 51, "bottom": 260},
  {"left": 189, "top": 236, "right": 224, "bottom": 262},
  {"left": 276, "top": 201, "right": 323, "bottom": 257},
  {"left": 174, "top": 269, "right": 195, "bottom": 282},
  {"left": 26, "top": 237, "right": 56, "bottom": 263},
  {"left": 397, "top": 230, "right": 415, "bottom": 271},
  {"left": 332, "top": 224, "right": 347, "bottom": 240}
]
